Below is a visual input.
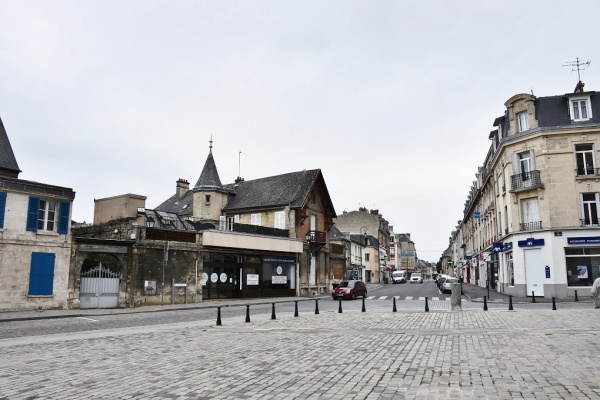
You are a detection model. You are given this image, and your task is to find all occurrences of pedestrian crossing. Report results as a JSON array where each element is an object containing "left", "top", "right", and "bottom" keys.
[{"left": 367, "top": 295, "right": 452, "bottom": 301}]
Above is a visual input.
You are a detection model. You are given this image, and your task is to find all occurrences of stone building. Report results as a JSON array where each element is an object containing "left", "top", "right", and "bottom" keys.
[
  {"left": 0, "top": 117, "right": 76, "bottom": 311},
  {"left": 68, "top": 142, "right": 336, "bottom": 308},
  {"left": 449, "top": 80, "right": 600, "bottom": 299}
]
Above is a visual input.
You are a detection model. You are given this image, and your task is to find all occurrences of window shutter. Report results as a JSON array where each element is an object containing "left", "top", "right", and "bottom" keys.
[
  {"left": 28, "top": 252, "right": 55, "bottom": 295},
  {"left": 511, "top": 153, "right": 519, "bottom": 174},
  {"left": 57, "top": 201, "right": 70, "bottom": 234},
  {"left": 529, "top": 149, "right": 536, "bottom": 170},
  {"left": 0, "top": 191, "right": 6, "bottom": 229},
  {"left": 219, "top": 216, "right": 226, "bottom": 230},
  {"left": 26, "top": 197, "right": 40, "bottom": 232}
]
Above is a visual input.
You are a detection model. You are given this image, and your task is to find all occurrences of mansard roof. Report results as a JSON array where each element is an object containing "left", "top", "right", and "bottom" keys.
[{"left": 0, "top": 117, "right": 21, "bottom": 177}]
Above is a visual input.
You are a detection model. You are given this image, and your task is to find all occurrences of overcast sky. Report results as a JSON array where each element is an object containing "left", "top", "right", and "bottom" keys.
[{"left": 2, "top": 1, "right": 600, "bottom": 262}]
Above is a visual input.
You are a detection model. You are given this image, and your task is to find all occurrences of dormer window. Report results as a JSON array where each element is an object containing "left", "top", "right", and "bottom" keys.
[{"left": 570, "top": 96, "right": 592, "bottom": 121}]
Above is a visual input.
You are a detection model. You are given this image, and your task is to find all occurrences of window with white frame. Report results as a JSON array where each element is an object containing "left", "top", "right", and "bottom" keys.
[
  {"left": 226, "top": 215, "right": 239, "bottom": 231},
  {"left": 517, "top": 111, "right": 529, "bottom": 132},
  {"left": 575, "top": 143, "right": 595, "bottom": 176},
  {"left": 274, "top": 211, "right": 285, "bottom": 229},
  {"left": 38, "top": 200, "right": 57, "bottom": 231},
  {"left": 506, "top": 251, "right": 513, "bottom": 286},
  {"left": 581, "top": 193, "right": 600, "bottom": 226},
  {"left": 520, "top": 197, "right": 540, "bottom": 230},
  {"left": 570, "top": 97, "right": 592, "bottom": 121},
  {"left": 251, "top": 213, "right": 261, "bottom": 226}
]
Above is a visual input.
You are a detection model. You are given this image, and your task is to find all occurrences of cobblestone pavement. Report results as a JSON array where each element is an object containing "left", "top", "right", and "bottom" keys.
[{"left": 1, "top": 305, "right": 599, "bottom": 400}]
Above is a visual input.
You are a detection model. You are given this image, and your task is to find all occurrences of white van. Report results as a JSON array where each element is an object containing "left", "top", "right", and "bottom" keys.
[{"left": 391, "top": 270, "right": 407, "bottom": 284}]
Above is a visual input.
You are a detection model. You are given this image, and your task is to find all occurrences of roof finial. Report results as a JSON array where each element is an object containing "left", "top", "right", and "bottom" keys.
[{"left": 209, "top": 135, "right": 213, "bottom": 153}]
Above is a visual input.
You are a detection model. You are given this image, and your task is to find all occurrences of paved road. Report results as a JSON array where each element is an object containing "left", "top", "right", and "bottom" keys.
[{"left": 1, "top": 298, "right": 598, "bottom": 399}]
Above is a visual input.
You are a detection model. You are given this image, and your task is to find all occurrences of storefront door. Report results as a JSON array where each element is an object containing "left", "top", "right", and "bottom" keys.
[{"left": 525, "top": 249, "right": 544, "bottom": 296}]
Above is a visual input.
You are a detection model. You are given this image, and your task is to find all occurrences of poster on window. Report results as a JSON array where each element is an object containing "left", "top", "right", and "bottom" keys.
[
  {"left": 247, "top": 274, "right": 259, "bottom": 285},
  {"left": 272, "top": 276, "right": 287, "bottom": 284},
  {"left": 576, "top": 265, "right": 589, "bottom": 279}
]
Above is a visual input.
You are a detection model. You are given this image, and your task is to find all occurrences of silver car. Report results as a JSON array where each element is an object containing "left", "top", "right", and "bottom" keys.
[
  {"left": 441, "top": 277, "right": 459, "bottom": 293},
  {"left": 409, "top": 273, "right": 423, "bottom": 284}
]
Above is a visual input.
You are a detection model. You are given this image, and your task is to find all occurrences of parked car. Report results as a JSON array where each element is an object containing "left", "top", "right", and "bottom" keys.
[
  {"left": 436, "top": 274, "right": 448, "bottom": 289},
  {"left": 332, "top": 280, "right": 367, "bottom": 300},
  {"left": 391, "top": 270, "right": 407, "bottom": 284},
  {"left": 409, "top": 273, "right": 423, "bottom": 284},
  {"left": 441, "top": 277, "right": 459, "bottom": 294}
]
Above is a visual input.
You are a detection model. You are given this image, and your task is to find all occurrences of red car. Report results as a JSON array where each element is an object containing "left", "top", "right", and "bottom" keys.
[{"left": 332, "top": 280, "right": 367, "bottom": 300}]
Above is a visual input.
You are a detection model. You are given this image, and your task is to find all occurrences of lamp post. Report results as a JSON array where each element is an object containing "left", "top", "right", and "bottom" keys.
[{"left": 360, "top": 226, "right": 368, "bottom": 282}]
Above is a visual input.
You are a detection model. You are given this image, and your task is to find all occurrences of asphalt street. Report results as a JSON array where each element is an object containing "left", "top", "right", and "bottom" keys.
[{"left": 0, "top": 290, "right": 598, "bottom": 400}]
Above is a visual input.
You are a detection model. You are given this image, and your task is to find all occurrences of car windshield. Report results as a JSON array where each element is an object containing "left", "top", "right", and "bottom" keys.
[
  {"left": 446, "top": 278, "right": 458, "bottom": 283},
  {"left": 339, "top": 281, "right": 355, "bottom": 288},
  {"left": 412, "top": 275, "right": 420, "bottom": 278}
]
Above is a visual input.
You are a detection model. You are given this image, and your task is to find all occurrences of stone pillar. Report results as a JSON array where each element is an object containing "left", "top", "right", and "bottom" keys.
[{"left": 450, "top": 283, "right": 462, "bottom": 310}]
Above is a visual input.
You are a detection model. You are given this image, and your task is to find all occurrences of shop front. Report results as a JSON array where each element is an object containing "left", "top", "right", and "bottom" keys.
[{"left": 202, "top": 252, "right": 297, "bottom": 300}]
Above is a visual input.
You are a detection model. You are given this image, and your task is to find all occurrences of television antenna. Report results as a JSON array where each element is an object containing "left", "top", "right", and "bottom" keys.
[{"left": 563, "top": 57, "right": 591, "bottom": 81}]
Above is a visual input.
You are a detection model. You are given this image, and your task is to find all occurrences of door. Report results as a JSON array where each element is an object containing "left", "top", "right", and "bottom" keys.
[{"left": 524, "top": 249, "right": 544, "bottom": 296}]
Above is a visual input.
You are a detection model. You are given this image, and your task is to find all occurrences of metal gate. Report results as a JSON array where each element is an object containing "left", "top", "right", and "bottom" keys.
[{"left": 80, "top": 263, "right": 120, "bottom": 309}]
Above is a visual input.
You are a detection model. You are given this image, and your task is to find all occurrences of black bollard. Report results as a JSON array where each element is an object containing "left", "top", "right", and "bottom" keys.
[
  {"left": 532, "top": 291, "right": 536, "bottom": 303},
  {"left": 216, "top": 306, "right": 222, "bottom": 326},
  {"left": 483, "top": 296, "right": 488, "bottom": 311},
  {"left": 315, "top": 298, "right": 319, "bottom": 314},
  {"left": 362, "top": 297, "right": 366, "bottom": 312},
  {"left": 575, "top": 290, "right": 579, "bottom": 302},
  {"left": 294, "top": 300, "right": 299, "bottom": 317},
  {"left": 509, "top": 295, "right": 513, "bottom": 311},
  {"left": 338, "top": 299, "right": 343, "bottom": 313},
  {"left": 393, "top": 297, "right": 397, "bottom": 312},
  {"left": 425, "top": 296, "right": 429, "bottom": 312},
  {"left": 271, "top": 303, "right": 276, "bottom": 320},
  {"left": 552, "top": 297, "right": 557, "bottom": 310},
  {"left": 245, "top": 304, "right": 251, "bottom": 323}
]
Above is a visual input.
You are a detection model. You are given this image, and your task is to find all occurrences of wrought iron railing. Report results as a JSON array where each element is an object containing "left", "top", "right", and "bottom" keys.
[
  {"left": 575, "top": 167, "right": 600, "bottom": 177},
  {"left": 520, "top": 221, "right": 542, "bottom": 231},
  {"left": 306, "top": 230, "right": 327, "bottom": 245},
  {"left": 510, "top": 170, "right": 542, "bottom": 191},
  {"left": 580, "top": 218, "right": 600, "bottom": 227}
]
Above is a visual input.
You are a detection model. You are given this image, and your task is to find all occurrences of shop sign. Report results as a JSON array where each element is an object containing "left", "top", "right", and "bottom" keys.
[
  {"left": 492, "top": 242, "right": 503, "bottom": 252},
  {"left": 272, "top": 276, "right": 287, "bottom": 284},
  {"left": 264, "top": 257, "right": 295, "bottom": 264},
  {"left": 518, "top": 238, "right": 545, "bottom": 247},
  {"left": 502, "top": 242, "right": 513, "bottom": 252},
  {"left": 567, "top": 236, "right": 600, "bottom": 245},
  {"left": 247, "top": 274, "right": 259, "bottom": 285}
]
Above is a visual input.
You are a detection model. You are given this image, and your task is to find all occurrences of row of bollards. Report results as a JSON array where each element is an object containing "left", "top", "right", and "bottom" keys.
[{"left": 217, "top": 294, "right": 567, "bottom": 325}]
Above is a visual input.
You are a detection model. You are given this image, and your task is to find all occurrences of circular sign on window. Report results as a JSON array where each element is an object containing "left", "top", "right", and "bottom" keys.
[
  {"left": 210, "top": 273, "right": 218, "bottom": 283},
  {"left": 202, "top": 273, "right": 208, "bottom": 286},
  {"left": 276, "top": 266, "right": 283, "bottom": 275},
  {"left": 220, "top": 273, "right": 228, "bottom": 283}
]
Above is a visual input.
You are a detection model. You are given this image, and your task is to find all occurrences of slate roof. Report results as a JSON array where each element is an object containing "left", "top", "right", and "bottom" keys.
[
  {"left": 155, "top": 190, "right": 194, "bottom": 216},
  {"left": 222, "top": 169, "right": 322, "bottom": 212},
  {"left": 193, "top": 149, "right": 224, "bottom": 191},
  {"left": 0, "top": 117, "right": 21, "bottom": 176}
]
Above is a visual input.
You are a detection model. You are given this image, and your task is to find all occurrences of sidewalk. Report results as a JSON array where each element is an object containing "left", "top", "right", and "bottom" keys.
[{"left": 460, "top": 282, "right": 592, "bottom": 303}]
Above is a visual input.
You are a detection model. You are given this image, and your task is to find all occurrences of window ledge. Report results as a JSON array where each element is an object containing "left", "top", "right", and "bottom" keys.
[
  {"left": 27, "top": 295, "right": 54, "bottom": 298},
  {"left": 36, "top": 231, "right": 59, "bottom": 237}
]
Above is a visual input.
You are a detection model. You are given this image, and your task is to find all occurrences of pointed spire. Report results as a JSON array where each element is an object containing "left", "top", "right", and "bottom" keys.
[
  {"left": 193, "top": 137, "right": 223, "bottom": 191},
  {"left": 0, "top": 117, "right": 21, "bottom": 178}
]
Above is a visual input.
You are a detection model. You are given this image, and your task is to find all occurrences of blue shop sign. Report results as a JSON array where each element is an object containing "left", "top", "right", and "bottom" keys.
[
  {"left": 518, "top": 238, "right": 545, "bottom": 247},
  {"left": 502, "top": 242, "right": 513, "bottom": 252},
  {"left": 567, "top": 236, "right": 600, "bottom": 245},
  {"left": 492, "top": 242, "right": 503, "bottom": 252}
]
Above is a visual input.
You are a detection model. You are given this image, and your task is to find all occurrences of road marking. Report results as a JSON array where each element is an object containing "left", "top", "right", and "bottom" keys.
[
  {"left": 393, "top": 296, "right": 401, "bottom": 299},
  {"left": 76, "top": 317, "right": 98, "bottom": 322},
  {"left": 378, "top": 296, "right": 387, "bottom": 300},
  {"left": 405, "top": 296, "right": 413, "bottom": 300},
  {"left": 432, "top": 297, "right": 439, "bottom": 301},
  {"left": 366, "top": 296, "right": 376, "bottom": 300},
  {"left": 418, "top": 297, "right": 426, "bottom": 301}
]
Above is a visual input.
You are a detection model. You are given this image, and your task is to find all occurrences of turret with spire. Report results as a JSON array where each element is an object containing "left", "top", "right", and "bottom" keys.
[{"left": 192, "top": 138, "right": 230, "bottom": 222}]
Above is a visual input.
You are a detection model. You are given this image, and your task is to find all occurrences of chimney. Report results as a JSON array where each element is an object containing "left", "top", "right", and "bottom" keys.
[
  {"left": 370, "top": 209, "right": 379, "bottom": 215},
  {"left": 176, "top": 179, "right": 189, "bottom": 198},
  {"left": 235, "top": 176, "right": 245, "bottom": 184}
]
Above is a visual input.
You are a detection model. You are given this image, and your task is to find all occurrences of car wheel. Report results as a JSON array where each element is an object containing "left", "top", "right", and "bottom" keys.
[{"left": 352, "top": 293, "right": 356, "bottom": 300}]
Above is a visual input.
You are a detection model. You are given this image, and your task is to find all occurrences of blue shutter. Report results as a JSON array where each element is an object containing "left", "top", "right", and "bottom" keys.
[
  {"left": 26, "top": 196, "right": 40, "bottom": 232},
  {"left": 57, "top": 201, "right": 70, "bottom": 234},
  {"left": 28, "top": 252, "right": 55, "bottom": 295},
  {"left": 0, "top": 191, "right": 6, "bottom": 228}
]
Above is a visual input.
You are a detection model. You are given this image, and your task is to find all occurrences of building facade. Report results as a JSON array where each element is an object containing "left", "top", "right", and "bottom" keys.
[{"left": 448, "top": 81, "right": 600, "bottom": 299}]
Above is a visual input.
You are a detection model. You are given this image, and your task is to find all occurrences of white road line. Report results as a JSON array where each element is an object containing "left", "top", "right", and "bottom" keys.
[
  {"left": 76, "top": 317, "right": 98, "bottom": 322},
  {"left": 378, "top": 296, "right": 388, "bottom": 300},
  {"left": 418, "top": 297, "right": 426, "bottom": 301},
  {"left": 405, "top": 296, "right": 413, "bottom": 300},
  {"left": 432, "top": 297, "right": 439, "bottom": 301},
  {"left": 366, "top": 296, "right": 376, "bottom": 300},
  {"left": 393, "top": 296, "right": 401, "bottom": 299}
]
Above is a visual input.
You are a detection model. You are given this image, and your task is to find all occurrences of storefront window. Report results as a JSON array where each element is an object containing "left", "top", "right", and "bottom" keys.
[
  {"left": 565, "top": 248, "right": 600, "bottom": 286},
  {"left": 262, "top": 256, "right": 296, "bottom": 289},
  {"left": 506, "top": 252, "right": 514, "bottom": 286}
]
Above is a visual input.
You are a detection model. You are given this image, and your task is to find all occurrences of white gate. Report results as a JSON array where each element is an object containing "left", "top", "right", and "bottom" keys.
[{"left": 80, "top": 263, "right": 120, "bottom": 309}]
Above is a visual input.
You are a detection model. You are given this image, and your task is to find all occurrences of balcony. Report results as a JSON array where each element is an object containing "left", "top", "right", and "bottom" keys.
[
  {"left": 510, "top": 170, "right": 543, "bottom": 192},
  {"left": 232, "top": 223, "right": 289, "bottom": 238},
  {"left": 580, "top": 219, "right": 600, "bottom": 227},
  {"left": 306, "top": 230, "right": 327, "bottom": 246},
  {"left": 575, "top": 167, "right": 600, "bottom": 178},
  {"left": 520, "top": 221, "right": 542, "bottom": 231}
]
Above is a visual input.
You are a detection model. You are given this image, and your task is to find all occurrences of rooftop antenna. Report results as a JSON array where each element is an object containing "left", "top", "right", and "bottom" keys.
[
  {"left": 238, "top": 151, "right": 247, "bottom": 177},
  {"left": 563, "top": 57, "right": 591, "bottom": 81}
]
